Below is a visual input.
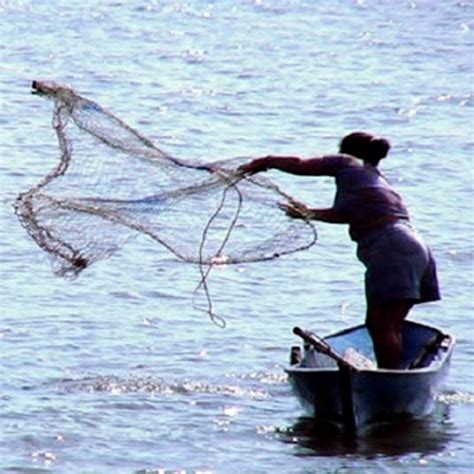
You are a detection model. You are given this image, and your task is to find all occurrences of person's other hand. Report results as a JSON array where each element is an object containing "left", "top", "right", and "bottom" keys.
[{"left": 278, "top": 200, "right": 312, "bottom": 219}]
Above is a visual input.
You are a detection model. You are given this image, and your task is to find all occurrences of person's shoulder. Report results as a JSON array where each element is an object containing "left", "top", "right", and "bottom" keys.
[{"left": 321, "top": 154, "right": 361, "bottom": 168}]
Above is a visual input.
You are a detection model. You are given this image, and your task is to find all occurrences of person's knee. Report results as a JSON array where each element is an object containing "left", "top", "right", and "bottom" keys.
[
  {"left": 366, "top": 302, "right": 405, "bottom": 338},
  {"left": 365, "top": 305, "right": 383, "bottom": 330},
  {"left": 367, "top": 300, "right": 412, "bottom": 323}
]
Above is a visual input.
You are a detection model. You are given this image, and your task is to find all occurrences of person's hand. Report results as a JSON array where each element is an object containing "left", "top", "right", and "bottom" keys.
[
  {"left": 278, "top": 200, "right": 313, "bottom": 219},
  {"left": 238, "top": 157, "right": 271, "bottom": 176}
]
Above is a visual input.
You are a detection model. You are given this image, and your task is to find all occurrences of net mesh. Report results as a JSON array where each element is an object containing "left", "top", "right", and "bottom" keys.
[{"left": 15, "top": 81, "right": 318, "bottom": 323}]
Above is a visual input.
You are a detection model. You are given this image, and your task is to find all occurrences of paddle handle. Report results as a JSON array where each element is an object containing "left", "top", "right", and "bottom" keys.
[{"left": 293, "top": 326, "right": 357, "bottom": 371}]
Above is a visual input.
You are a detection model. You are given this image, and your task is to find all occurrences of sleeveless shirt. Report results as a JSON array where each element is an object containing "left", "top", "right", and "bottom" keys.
[{"left": 312, "top": 155, "right": 410, "bottom": 241}]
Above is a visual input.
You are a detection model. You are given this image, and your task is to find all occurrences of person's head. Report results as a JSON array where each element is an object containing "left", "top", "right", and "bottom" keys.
[{"left": 339, "top": 131, "right": 391, "bottom": 166}]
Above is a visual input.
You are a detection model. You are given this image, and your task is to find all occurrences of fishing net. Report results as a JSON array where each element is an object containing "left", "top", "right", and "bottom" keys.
[{"left": 15, "top": 81, "right": 318, "bottom": 323}]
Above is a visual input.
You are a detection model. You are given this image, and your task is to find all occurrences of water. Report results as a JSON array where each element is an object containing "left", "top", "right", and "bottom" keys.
[{"left": 1, "top": 0, "right": 473, "bottom": 472}]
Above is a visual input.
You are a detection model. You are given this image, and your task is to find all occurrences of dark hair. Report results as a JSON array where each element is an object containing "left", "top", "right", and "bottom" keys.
[{"left": 339, "top": 131, "right": 391, "bottom": 166}]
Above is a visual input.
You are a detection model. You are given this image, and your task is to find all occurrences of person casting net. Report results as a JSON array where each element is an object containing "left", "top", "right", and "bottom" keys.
[{"left": 15, "top": 81, "right": 318, "bottom": 323}]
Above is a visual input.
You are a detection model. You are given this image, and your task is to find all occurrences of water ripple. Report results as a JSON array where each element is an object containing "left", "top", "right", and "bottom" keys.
[{"left": 59, "top": 375, "right": 269, "bottom": 400}]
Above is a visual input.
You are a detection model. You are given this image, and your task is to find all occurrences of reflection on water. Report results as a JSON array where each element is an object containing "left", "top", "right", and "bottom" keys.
[{"left": 278, "top": 403, "right": 456, "bottom": 458}]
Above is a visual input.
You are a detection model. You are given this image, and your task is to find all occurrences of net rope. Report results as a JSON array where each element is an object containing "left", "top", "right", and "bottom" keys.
[{"left": 15, "top": 81, "right": 318, "bottom": 325}]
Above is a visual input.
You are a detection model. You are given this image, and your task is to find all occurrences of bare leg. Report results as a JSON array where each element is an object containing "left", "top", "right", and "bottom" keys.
[{"left": 366, "top": 300, "right": 414, "bottom": 369}]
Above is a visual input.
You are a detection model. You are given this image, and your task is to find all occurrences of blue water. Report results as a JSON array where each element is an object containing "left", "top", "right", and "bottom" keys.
[{"left": 1, "top": 1, "right": 473, "bottom": 472}]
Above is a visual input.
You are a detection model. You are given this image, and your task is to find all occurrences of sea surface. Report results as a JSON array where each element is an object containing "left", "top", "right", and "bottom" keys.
[{"left": 1, "top": 1, "right": 473, "bottom": 473}]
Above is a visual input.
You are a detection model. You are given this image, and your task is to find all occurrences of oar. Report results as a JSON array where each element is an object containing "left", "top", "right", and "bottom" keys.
[
  {"left": 293, "top": 326, "right": 358, "bottom": 372},
  {"left": 293, "top": 326, "right": 359, "bottom": 432}
]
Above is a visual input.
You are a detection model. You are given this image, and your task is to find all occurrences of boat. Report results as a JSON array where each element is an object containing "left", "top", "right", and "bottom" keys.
[{"left": 285, "top": 320, "right": 454, "bottom": 432}]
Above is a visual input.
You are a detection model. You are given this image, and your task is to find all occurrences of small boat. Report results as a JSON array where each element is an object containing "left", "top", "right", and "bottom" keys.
[{"left": 285, "top": 320, "right": 454, "bottom": 432}]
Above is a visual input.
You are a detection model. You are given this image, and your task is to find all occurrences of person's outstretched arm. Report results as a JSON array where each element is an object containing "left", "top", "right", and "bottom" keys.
[{"left": 239, "top": 154, "right": 343, "bottom": 177}]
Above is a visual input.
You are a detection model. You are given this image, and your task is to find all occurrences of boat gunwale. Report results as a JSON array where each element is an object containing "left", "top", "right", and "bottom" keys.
[{"left": 285, "top": 320, "right": 455, "bottom": 375}]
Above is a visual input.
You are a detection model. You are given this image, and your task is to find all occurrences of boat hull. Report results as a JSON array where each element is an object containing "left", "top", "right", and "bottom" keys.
[{"left": 286, "top": 321, "right": 454, "bottom": 430}]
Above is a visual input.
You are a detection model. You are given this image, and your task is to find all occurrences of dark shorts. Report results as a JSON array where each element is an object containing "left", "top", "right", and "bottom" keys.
[{"left": 356, "top": 222, "right": 441, "bottom": 306}]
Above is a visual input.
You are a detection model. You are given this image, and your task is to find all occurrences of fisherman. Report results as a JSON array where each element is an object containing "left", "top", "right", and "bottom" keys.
[{"left": 239, "top": 131, "right": 440, "bottom": 369}]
